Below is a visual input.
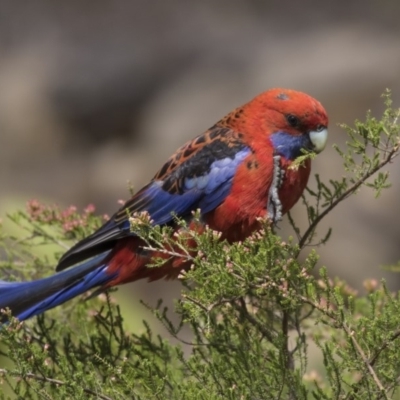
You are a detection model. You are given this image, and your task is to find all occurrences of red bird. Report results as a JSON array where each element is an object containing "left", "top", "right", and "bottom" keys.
[{"left": 0, "top": 88, "right": 328, "bottom": 321}]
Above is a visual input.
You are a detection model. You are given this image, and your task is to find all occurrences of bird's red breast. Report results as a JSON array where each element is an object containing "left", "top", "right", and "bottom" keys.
[{"left": 203, "top": 88, "right": 327, "bottom": 241}]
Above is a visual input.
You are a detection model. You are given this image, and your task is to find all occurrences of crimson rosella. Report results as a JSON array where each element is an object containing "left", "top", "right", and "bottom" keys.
[{"left": 0, "top": 88, "right": 328, "bottom": 322}]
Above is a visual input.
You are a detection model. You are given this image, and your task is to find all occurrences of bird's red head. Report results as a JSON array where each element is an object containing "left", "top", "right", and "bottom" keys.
[
  {"left": 220, "top": 88, "right": 329, "bottom": 160},
  {"left": 254, "top": 88, "right": 328, "bottom": 133}
]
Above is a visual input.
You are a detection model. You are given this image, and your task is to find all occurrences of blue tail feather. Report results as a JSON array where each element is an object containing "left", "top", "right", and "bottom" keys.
[{"left": 0, "top": 252, "right": 115, "bottom": 322}]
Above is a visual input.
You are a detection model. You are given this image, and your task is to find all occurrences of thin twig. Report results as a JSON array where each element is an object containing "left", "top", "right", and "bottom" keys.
[
  {"left": 383, "top": 374, "right": 400, "bottom": 399},
  {"left": 30, "top": 224, "right": 71, "bottom": 250},
  {"left": 369, "top": 327, "right": 400, "bottom": 367},
  {"left": 234, "top": 297, "right": 276, "bottom": 343},
  {"left": 182, "top": 294, "right": 212, "bottom": 312},
  {"left": 299, "top": 143, "right": 399, "bottom": 248},
  {"left": 341, "top": 323, "right": 387, "bottom": 396},
  {"left": 0, "top": 368, "right": 112, "bottom": 400},
  {"left": 282, "top": 309, "right": 297, "bottom": 400},
  {"left": 140, "top": 245, "right": 193, "bottom": 261},
  {"left": 295, "top": 294, "right": 389, "bottom": 397}
]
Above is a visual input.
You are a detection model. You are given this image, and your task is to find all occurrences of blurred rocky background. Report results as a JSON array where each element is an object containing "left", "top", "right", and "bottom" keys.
[{"left": 1, "top": 0, "right": 400, "bottom": 330}]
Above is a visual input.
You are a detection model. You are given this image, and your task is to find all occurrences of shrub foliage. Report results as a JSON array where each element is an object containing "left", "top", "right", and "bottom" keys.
[{"left": 1, "top": 91, "right": 400, "bottom": 399}]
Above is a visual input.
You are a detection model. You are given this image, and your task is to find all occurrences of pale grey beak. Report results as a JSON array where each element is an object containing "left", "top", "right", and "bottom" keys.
[{"left": 309, "top": 128, "right": 328, "bottom": 153}]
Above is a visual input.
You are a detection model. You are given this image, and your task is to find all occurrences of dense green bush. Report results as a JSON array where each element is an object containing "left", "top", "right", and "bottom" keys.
[{"left": 1, "top": 91, "right": 400, "bottom": 399}]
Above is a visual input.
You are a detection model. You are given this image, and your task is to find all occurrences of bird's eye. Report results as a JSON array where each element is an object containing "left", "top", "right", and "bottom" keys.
[
  {"left": 286, "top": 114, "right": 299, "bottom": 127},
  {"left": 316, "top": 124, "right": 325, "bottom": 132}
]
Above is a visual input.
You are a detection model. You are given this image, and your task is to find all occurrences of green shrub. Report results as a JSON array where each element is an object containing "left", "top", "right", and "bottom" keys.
[{"left": 1, "top": 90, "right": 400, "bottom": 399}]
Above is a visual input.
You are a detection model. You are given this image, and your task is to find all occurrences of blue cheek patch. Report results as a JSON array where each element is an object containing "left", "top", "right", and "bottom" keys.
[{"left": 270, "top": 132, "right": 311, "bottom": 160}]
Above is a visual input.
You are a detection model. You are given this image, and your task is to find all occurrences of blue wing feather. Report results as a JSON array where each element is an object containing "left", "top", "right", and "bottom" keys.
[{"left": 56, "top": 128, "right": 249, "bottom": 271}]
